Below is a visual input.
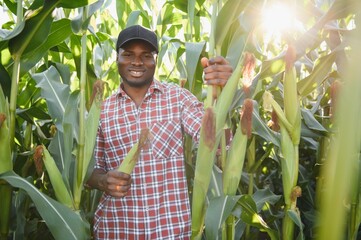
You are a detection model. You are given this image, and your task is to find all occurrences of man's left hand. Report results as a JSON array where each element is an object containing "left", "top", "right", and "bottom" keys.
[{"left": 201, "top": 56, "right": 233, "bottom": 87}]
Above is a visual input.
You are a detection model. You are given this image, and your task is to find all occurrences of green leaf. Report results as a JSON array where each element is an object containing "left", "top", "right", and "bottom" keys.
[
  {"left": 93, "top": 45, "right": 104, "bottom": 78},
  {"left": 259, "top": 53, "right": 285, "bottom": 79},
  {"left": 252, "top": 188, "right": 282, "bottom": 212},
  {"left": 207, "top": 165, "right": 223, "bottom": 200},
  {"left": 252, "top": 103, "right": 281, "bottom": 147},
  {"left": 301, "top": 109, "right": 327, "bottom": 132},
  {"left": 0, "top": 171, "right": 89, "bottom": 240},
  {"left": 0, "top": 21, "right": 25, "bottom": 41},
  {"left": 215, "top": 0, "right": 252, "bottom": 48},
  {"left": 20, "top": 18, "right": 73, "bottom": 75},
  {"left": 126, "top": 11, "right": 142, "bottom": 26},
  {"left": 287, "top": 209, "right": 304, "bottom": 240},
  {"left": 239, "top": 195, "right": 279, "bottom": 239},
  {"left": 205, "top": 195, "right": 242, "bottom": 240},
  {"left": 9, "top": 1, "right": 57, "bottom": 56},
  {"left": 225, "top": 22, "right": 248, "bottom": 69},
  {"left": 32, "top": 66, "right": 70, "bottom": 132},
  {"left": 187, "top": 0, "right": 196, "bottom": 31},
  {"left": 82, "top": 100, "right": 102, "bottom": 182},
  {"left": 185, "top": 42, "right": 205, "bottom": 93},
  {"left": 297, "top": 52, "right": 336, "bottom": 97},
  {"left": 59, "top": 0, "right": 96, "bottom": 9},
  {"left": 71, "top": 0, "right": 104, "bottom": 33}
]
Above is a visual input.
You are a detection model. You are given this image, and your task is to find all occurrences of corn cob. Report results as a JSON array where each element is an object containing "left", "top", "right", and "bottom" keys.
[
  {"left": 0, "top": 114, "right": 12, "bottom": 240},
  {"left": 34, "top": 145, "right": 74, "bottom": 209},
  {"left": 0, "top": 114, "right": 12, "bottom": 173},
  {"left": 281, "top": 45, "right": 301, "bottom": 239},
  {"left": 222, "top": 99, "right": 253, "bottom": 239},
  {"left": 118, "top": 129, "right": 150, "bottom": 174}
]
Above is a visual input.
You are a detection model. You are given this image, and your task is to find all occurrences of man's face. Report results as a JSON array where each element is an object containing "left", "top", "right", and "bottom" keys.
[{"left": 117, "top": 40, "right": 157, "bottom": 89}]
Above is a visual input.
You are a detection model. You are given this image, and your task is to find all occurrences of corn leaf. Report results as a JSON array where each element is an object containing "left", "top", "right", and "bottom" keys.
[
  {"left": 205, "top": 195, "right": 242, "bottom": 240},
  {"left": 215, "top": 0, "right": 252, "bottom": 48},
  {"left": 32, "top": 66, "right": 70, "bottom": 132},
  {"left": 287, "top": 210, "right": 304, "bottom": 240},
  {"left": 252, "top": 105, "right": 281, "bottom": 147},
  {"left": 82, "top": 100, "right": 102, "bottom": 181},
  {"left": 8, "top": 1, "right": 56, "bottom": 56},
  {"left": 0, "top": 171, "right": 89, "bottom": 240},
  {"left": 20, "top": 19, "right": 73, "bottom": 75},
  {"left": 185, "top": 42, "right": 206, "bottom": 94},
  {"left": 301, "top": 109, "right": 327, "bottom": 132},
  {"left": 239, "top": 195, "right": 279, "bottom": 240},
  {"left": 259, "top": 54, "right": 285, "bottom": 79},
  {"left": 0, "top": 21, "right": 25, "bottom": 41},
  {"left": 252, "top": 189, "right": 282, "bottom": 212},
  {"left": 297, "top": 52, "right": 336, "bottom": 97},
  {"left": 59, "top": 0, "right": 96, "bottom": 9}
]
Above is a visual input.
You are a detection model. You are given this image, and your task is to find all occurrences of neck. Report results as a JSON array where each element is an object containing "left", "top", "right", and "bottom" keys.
[{"left": 122, "top": 82, "right": 151, "bottom": 107}]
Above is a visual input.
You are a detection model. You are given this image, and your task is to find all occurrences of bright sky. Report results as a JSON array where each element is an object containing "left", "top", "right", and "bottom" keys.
[{"left": 0, "top": 5, "right": 10, "bottom": 25}]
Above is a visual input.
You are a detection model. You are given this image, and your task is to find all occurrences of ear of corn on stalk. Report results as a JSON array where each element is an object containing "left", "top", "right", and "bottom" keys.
[
  {"left": 82, "top": 80, "right": 103, "bottom": 181},
  {"left": 281, "top": 45, "right": 301, "bottom": 239},
  {"left": 222, "top": 99, "right": 253, "bottom": 239},
  {"left": 0, "top": 113, "right": 13, "bottom": 240},
  {"left": 118, "top": 129, "right": 150, "bottom": 174},
  {"left": 34, "top": 145, "right": 74, "bottom": 209},
  {"left": 191, "top": 56, "right": 244, "bottom": 239}
]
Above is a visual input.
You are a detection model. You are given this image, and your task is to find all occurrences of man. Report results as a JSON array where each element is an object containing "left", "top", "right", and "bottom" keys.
[{"left": 87, "top": 25, "right": 233, "bottom": 239}]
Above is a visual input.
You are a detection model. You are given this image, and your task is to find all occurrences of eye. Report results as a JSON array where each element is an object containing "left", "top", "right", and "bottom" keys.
[
  {"left": 121, "top": 52, "right": 131, "bottom": 57},
  {"left": 143, "top": 53, "right": 154, "bottom": 59}
]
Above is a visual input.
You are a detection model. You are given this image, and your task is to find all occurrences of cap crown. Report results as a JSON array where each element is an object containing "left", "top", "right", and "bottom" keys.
[{"left": 116, "top": 25, "right": 158, "bottom": 53}]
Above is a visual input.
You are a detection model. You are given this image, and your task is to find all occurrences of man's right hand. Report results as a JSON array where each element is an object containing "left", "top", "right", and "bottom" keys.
[{"left": 87, "top": 169, "right": 132, "bottom": 198}]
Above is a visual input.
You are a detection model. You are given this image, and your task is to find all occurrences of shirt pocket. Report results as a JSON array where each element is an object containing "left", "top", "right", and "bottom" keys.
[{"left": 149, "top": 120, "right": 183, "bottom": 159}]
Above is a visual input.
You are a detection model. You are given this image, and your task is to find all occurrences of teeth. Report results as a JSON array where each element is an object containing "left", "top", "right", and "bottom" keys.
[{"left": 130, "top": 71, "right": 143, "bottom": 77}]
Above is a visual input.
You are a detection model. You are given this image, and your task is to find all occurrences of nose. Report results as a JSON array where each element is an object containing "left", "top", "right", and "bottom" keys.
[{"left": 131, "top": 55, "right": 143, "bottom": 65}]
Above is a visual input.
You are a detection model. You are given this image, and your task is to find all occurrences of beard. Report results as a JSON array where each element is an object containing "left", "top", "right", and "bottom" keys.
[{"left": 121, "top": 76, "right": 153, "bottom": 88}]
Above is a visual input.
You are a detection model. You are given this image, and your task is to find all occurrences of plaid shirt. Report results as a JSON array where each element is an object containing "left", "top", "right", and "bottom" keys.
[{"left": 93, "top": 80, "right": 203, "bottom": 239}]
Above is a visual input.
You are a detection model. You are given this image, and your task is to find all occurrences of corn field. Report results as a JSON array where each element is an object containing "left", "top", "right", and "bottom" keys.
[{"left": 0, "top": 0, "right": 360, "bottom": 239}]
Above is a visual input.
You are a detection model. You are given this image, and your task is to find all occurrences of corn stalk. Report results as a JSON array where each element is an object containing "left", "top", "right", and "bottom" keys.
[
  {"left": 0, "top": 1, "right": 24, "bottom": 238},
  {"left": 74, "top": 6, "right": 89, "bottom": 210},
  {"left": 316, "top": 1, "right": 361, "bottom": 238},
  {"left": 263, "top": 45, "right": 301, "bottom": 239},
  {"left": 191, "top": 56, "right": 244, "bottom": 239}
]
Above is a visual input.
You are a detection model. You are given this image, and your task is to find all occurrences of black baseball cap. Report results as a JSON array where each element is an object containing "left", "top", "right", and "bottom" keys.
[{"left": 116, "top": 25, "right": 158, "bottom": 53}]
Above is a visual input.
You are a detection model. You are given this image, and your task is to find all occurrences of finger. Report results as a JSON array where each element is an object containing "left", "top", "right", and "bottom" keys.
[
  {"left": 208, "top": 56, "right": 229, "bottom": 65},
  {"left": 110, "top": 184, "right": 130, "bottom": 196},
  {"left": 203, "top": 71, "right": 233, "bottom": 82},
  {"left": 201, "top": 57, "right": 209, "bottom": 68},
  {"left": 204, "top": 79, "right": 227, "bottom": 87},
  {"left": 203, "top": 64, "right": 233, "bottom": 75}
]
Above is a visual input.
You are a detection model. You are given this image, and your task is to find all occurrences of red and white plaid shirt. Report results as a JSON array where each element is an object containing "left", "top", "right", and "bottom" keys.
[{"left": 93, "top": 80, "right": 203, "bottom": 239}]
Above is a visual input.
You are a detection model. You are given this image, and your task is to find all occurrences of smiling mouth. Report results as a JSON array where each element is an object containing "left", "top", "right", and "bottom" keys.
[{"left": 129, "top": 70, "right": 144, "bottom": 77}]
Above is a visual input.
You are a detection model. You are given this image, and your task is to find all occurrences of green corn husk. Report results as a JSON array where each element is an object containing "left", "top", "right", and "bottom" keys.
[
  {"left": 223, "top": 101, "right": 252, "bottom": 196},
  {"left": 118, "top": 129, "right": 150, "bottom": 174},
  {"left": 283, "top": 47, "right": 301, "bottom": 145},
  {"left": 222, "top": 99, "right": 253, "bottom": 239},
  {"left": 191, "top": 54, "right": 244, "bottom": 239},
  {"left": 280, "top": 45, "right": 301, "bottom": 240},
  {"left": 34, "top": 145, "right": 74, "bottom": 209},
  {"left": 0, "top": 115, "right": 12, "bottom": 174},
  {"left": 0, "top": 114, "right": 13, "bottom": 240}
]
